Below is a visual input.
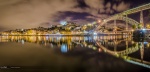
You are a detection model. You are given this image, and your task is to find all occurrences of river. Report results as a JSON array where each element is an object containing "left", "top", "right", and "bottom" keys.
[{"left": 0, "top": 35, "right": 149, "bottom": 72}]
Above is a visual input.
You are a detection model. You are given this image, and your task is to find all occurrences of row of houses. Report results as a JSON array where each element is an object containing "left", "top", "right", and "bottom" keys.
[{"left": 0, "top": 22, "right": 98, "bottom": 35}]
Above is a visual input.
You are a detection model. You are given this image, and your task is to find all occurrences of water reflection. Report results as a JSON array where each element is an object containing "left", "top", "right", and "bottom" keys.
[
  {"left": 0, "top": 35, "right": 150, "bottom": 70},
  {"left": 0, "top": 35, "right": 128, "bottom": 52},
  {"left": 96, "top": 38, "right": 150, "bottom": 69}
]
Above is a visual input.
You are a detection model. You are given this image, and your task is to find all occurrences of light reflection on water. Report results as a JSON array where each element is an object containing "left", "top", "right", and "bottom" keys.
[{"left": 0, "top": 35, "right": 150, "bottom": 72}]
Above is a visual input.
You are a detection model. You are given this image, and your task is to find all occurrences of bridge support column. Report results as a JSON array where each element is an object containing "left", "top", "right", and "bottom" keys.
[
  {"left": 114, "top": 40, "right": 117, "bottom": 52},
  {"left": 125, "top": 15, "right": 128, "bottom": 31},
  {"left": 140, "top": 42, "right": 144, "bottom": 63},
  {"left": 105, "top": 40, "right": 108, "bottom": 49},
  {"left": 114, "top": 20, "right": 117, "bottom": 34},
  {"left": 105, "top": 22, "right": 107, "bottom": 29},
  {"left": 140, "top": 10, "right": 144, "bottom": 28},
  {"left": 126, "top": 40, "right": 128, "bottom": 56}
]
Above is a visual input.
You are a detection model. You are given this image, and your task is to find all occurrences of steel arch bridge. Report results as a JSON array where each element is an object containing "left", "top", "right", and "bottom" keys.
[
  {"left": 95, "top": 16, "right": 140, "bottom": 31},
  {"left": 94, "top": 3, "right": 150, "bottom": 32}
]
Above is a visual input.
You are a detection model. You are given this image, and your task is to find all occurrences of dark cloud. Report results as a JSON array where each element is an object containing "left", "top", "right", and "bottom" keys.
[
  {"left": 58, "top": 11, "right": 92, "bottom": 20},
  {"left": 76, "top": 0, "right": 89, "bottom": 8},
  {"left": 0, "top": 0, "right": 78, "bottom": 31},
  {"left": 48, "top": 11, "right": 95, "bottom": 25},
  {"left": 0, "top": 0, "right": 150, "bottom": 31}
]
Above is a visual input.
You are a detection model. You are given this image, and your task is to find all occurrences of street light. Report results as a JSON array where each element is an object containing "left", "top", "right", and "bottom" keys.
[{"left": 98, "top": 19, "right": 102, "bottom": 23}]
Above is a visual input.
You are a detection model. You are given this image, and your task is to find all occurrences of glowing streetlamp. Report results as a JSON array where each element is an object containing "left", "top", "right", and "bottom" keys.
[
  {"left": 98, "top": 19, "right": 102, "bottom": 23},
  {"left": 131, "top": 29, "right": 134, "bottom": 32}
]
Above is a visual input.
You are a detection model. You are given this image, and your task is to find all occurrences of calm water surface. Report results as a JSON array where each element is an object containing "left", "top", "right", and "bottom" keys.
[{"left": 0, "top": 35, "right": 150, "bottom": 72}]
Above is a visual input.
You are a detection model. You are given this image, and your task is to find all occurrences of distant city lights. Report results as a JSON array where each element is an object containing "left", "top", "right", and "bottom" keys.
[
  {"left": 142, "top": 28, "right": 146, "bottom": 31},
  {"left": 93, "top": 32, "right": 97, "bottom": 35},
  {"left": 60, "top": 21, "right": 67, "bottom": 25},
  {"left": 98, "top": 19, "right": 102, "bottom": 23},
  {"left": 92, "top": 22, "right": 96, "bottom": 24}
]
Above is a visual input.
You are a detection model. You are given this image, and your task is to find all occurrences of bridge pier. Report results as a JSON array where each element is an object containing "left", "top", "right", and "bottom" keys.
[
  {"left": 114, "top": 20, "right": 117, "bottom": 34},
  {"left": 126, "top": 40, "right": 128, "bottom": 56},
  {"left": 114, "top": 40, "right": 117, "bottom": 52},
  {"left": 140, "top": 10, "right": 144, "bottom": 28},
  {"left": 125, "top": 15, "right": 128, "bottom": 31},
  {"left": 140, "top": 42, "right": 144, "bottom": 63}
]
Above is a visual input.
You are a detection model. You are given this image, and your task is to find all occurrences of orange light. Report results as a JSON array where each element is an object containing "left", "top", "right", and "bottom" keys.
[
  {"left": 98, "top": 48, "right": 102, "bottom": 52},
  {"left": 98, "top": 20, "right": 101, "bottom": 23}
]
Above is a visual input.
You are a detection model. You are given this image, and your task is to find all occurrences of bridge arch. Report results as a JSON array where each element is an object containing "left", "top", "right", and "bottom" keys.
[
  {"left": 95, "top": 16, "right": 140, "bottom": 31},
  {"left": 96, "top": 42, "right": 139, "bottom": 56}
]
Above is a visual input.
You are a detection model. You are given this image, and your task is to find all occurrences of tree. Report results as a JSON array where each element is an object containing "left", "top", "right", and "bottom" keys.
[
  {"left": 146, "top": 24, "right": 150, "bottom": 29},
  {"left": 132, "top": 24, "right": 137, "bottom": 29},
  {"left": 81, "top": 25, "right": 87, "bottom": 31},
  {"left": 138, "top": 24, "right": 142, "bottom": 29}
]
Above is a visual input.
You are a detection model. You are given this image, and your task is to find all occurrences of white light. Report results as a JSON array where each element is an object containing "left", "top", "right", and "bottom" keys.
[
  {"left": 93, "top": 32, "right": 97, "bottom": 35},
  {"left": 60, "top": 21, "right": 67, "bottom": 25},
  {"left": 142, "top": 28, "right": 146, "bottom": 30},
  {"left": 21, "top": 40, "right": 24, "bottom": 44}
]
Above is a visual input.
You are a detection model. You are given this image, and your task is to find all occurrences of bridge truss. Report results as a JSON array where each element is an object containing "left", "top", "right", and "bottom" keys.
[{"left": 95, "top": 3, "right": 150, "bottom": 32}]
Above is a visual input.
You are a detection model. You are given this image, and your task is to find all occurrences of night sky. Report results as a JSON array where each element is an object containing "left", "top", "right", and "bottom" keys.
[{"left": 0, "top": 0, "right": 150, "bottom": 31}]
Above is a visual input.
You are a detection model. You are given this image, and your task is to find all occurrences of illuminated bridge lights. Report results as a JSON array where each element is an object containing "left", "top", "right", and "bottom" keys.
[
  {"left": 94, "top": 3, "right": 150, "bottom": 32},
  {"left": 95, "top": 16, "right": 140, "bottom": 31},
  {"left": 93, "top": 32, "right": 97, "bottom": 35}
]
